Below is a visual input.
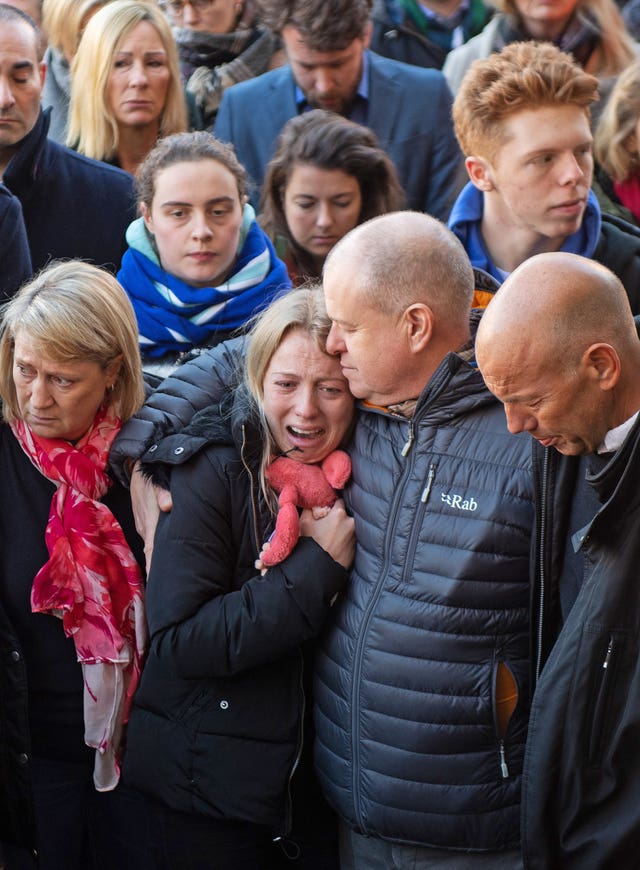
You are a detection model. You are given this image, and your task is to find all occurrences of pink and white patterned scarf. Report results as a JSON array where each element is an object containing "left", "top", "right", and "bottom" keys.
[{"left": 11, "top": 403, "right": 146, "bottom": 791}]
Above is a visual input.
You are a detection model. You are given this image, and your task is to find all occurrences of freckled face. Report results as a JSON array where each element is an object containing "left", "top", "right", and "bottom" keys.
[
  {"left": 262, "top": 329, "right": 354, "bottom": 464},
  {"left": 482, "top": 105, "right": 593, "bottom": 252}
]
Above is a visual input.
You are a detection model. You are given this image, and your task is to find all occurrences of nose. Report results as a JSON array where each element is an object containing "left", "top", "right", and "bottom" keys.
[
  {"left": 294, "top": 385, "right": 318, "bottom": 419},
  {"left": 129, "top": 60, "right": 149, "bottom": 88},
  {"left": 30, "top": 376, "right": 54, "bottom": 410},
  {"left": 183, "top": 2, "right": 199, "bottom": 25},
  {"left": 504, "top": 404, "right": 536, "bottom": 436},
  {"left": 558, "top": 152, "right": 585, "bottom": 185},
  {"left": 315, "top": 200, "right": 333, "bottom": 229},
  {"left": 313, "top": 67, "right": 334, "bottom": 96},
  {"left": 191, "top": 212, "right": 213, "bottom": 240},
  {"left": 326, "top": 323, "right": 345, "bottom": 355},
  {"left": 0, "top": 76, "right": 15, "bottom": 110}
]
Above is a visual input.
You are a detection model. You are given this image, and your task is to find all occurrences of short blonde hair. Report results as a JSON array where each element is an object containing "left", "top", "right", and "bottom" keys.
[
  {"left": 67, "top": 0, "right": 186, "bottom": 160},
  {"left": 453, "top": 41, "right": 599, "bottom": 162},
  {"left": 0, "top": 261, "right": 144, "bottom": 424},
  {"left": 594, "top": 58, "right": 640, "bottom": 182},
  {"left": 43, "top": 0, "right": 110, "bottom": 60}
]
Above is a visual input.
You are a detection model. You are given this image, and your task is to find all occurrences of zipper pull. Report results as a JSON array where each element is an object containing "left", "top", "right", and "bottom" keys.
[
  {"left": 603, "top": 637, "right": 614, "bottom": 669},
  {"left": 499, "top": 739, "right": 509, "bottom": 779},
  {"left": 401, "top": 424, "right": 414, "bottom": 457},
  {"left": 421, "top": 464, "right": 436, "bottom": 503}
]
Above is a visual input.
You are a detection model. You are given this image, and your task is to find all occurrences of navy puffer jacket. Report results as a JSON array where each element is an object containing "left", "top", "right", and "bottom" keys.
[{"left": 314, "top": 351, "right": 534, "bottom": 850}]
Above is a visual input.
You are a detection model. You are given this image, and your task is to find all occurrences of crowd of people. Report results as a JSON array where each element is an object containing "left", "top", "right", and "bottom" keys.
[{"left": 2, "top": 0, "right": 640, "bottom": 868}]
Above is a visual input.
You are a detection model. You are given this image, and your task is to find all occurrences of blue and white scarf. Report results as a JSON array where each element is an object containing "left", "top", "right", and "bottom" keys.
[{"left": 118, "top": 204, "right": 291, "bottom": 359}]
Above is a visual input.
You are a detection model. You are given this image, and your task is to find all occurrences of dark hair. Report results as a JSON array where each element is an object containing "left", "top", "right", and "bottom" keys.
[
  {"left": 260, "top": 110, "right": 405, "bottom": 279},
  {"left": 0, "top": 2, "right": 43, "bottom": 58},
  {"left": 136, "top": 130, "right": 248, "bottom": 209},
  {"left": 258, "top": 0, "right": 372, "bottom": 50}
]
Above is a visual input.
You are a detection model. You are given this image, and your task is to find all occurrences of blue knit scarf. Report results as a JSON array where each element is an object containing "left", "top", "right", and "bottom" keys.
[{"left": 118, "top": 204, "right": 291, "bottom": 358}]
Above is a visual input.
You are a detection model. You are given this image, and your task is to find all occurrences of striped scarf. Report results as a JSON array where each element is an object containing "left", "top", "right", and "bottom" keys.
[{"left": 118, "top": 204, "right": 291, "bottom": 359}]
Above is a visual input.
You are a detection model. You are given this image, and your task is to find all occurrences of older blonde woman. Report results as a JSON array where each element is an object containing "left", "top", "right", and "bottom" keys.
[
  {"left": 42, "top": 0, "right": 116, "bottom": 144},
  {"left": 0, "top": 261, "right": 151, "bottom": 869},
  {"left": 68, "top": 0, "right": 188, "bottom": 175}
]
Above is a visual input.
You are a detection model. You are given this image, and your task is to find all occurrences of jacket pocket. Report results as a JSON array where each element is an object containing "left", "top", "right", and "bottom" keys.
[
  {"left": 494, "top": 660, "right": 518, "bottom": 779},
  {"left": 586, "top": 633, "right": 620, "bottom": 767}
]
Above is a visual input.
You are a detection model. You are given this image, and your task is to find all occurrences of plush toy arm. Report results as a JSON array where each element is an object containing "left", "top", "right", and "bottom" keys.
[
  {"left": 321, "top": 450, "right": 351, "bottom": 489},
  {"left": 260, "top": 501, "right": 300, "bottom": 567}
]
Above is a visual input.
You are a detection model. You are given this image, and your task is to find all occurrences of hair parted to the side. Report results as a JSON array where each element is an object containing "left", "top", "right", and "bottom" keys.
[
  {"left": 67, "top": 0, "right": 187, "bottom": 160},
  {"left": 257, "top": 0, "right": 372, "bottom": 50},
  {"left": 244, "top": 284, "right": 348, "bottom": 508},
  {"left": 594, "top": 58, "right": 640, "bottom": 182},
  {"left": 493, "top": 0, "right": 635, "bottom": 77},
  {"left": 0, "top": 2, "right": 44, "bottom": 58},
  {"left": 136, "top": 131, "right": 248, "bottom": 211},
  {"left": 260, "top": 109, "right": 406, "bottom": 280},
  {"left": 43, "top": 0, "right": 111, "bottom": 60},
  {"left": 453, "top": 41, "right": 599, "bottom": 162},
  {"left": 0, "top": 260, "right": 144, "bottom": 424}
]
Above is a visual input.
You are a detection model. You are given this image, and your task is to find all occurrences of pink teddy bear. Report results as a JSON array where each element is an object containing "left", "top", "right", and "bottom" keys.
[{"left": 259, "top": 450, "right": 352, "bottom": 567}]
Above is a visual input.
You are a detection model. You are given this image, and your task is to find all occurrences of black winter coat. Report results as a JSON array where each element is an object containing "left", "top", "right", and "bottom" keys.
[
  {"left": 523, "top": 416, "right": 640, "bottom": 869},
  {"left": 123, "top": 395, "right": 348, "bottom": 836},
  {"left": 3, "top": 109, "right": 135, "bottom": 273}
]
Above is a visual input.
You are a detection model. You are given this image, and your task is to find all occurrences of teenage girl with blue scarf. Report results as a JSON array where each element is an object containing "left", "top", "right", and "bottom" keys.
[{"left": 118, "top": 131, "right": 291, "bottom": 377}]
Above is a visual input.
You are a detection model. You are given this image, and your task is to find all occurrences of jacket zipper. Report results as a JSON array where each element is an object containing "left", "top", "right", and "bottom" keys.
[
  {"left": 535, "top": 449, "right": 550, "bottom": 685},
  {"left": 351, "top": 417, "right": 417, "bottom": 829},
  {"left": 401, "top": 462, "right": 437, "bottom": 585},
  {"left": 284, "top": 647, "right": 305, "bottom": 837},
  {"left": 240, "top": 424, "right": 263, "bottom": 555},
  {"left": 588, "top": 636, "right": 614, "bottom": 765}
]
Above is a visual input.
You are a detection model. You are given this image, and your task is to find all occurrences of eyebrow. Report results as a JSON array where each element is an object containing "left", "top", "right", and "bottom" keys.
[
  {"left": 11, "top": 60, "right": 35, "bottom": 72},
  {"left": 115, "top": 50, "right": 167, "bottom": 58},
  {"left": 160, "top": 196, "right": 236, "bottom": 207}
]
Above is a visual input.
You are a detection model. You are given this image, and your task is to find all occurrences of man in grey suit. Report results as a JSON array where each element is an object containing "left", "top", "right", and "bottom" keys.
[{"left": 213, "top": 0, "right": 463, "bottom": 220}]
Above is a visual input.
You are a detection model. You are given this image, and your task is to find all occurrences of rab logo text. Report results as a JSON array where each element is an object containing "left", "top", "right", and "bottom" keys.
[{"left": 441, "top": 492, "right": 478, "bottom": 512}]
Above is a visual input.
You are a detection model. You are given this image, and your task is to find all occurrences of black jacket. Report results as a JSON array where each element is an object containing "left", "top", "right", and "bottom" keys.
[
  {"left": 593, "top": 213, "right": 640, "bottom": 312},
  {"left": 123, "top": 393, "right": 348, "bottom": 836},
  {"left": 0, "top": 184, "right": 31, "bottom": 298},
  {"left": 3, "top": 109, "right": 135, "bottom": 273},
  {"left": 523, "top": 416, "right": 640, "bottom": 869}
]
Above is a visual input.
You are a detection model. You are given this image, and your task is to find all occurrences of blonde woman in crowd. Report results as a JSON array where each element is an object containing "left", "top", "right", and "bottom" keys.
[
  {"left": 67, "top": 0, "right": 187, "bottom": 175},
  {"left": 594, "top": 57, "right": 640, "bottom": 226}
]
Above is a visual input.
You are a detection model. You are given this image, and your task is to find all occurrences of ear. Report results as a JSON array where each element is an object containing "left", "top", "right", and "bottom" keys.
[
  {"left": 361, "top": 20, "right": 373, "bottom": 48},
  {"left": 140, "top": 202, "right": 154, "bottom": 234},
  {"left": 624, "top": 132, "right": 638, "bottom": 156},
  {"left": 583, "top": 343, "right": 620, "bottom": 391},
  {"left": 39, "top": 61, "right": 46, "bottom": 89},
  {"left": 403, "top": 303, "right": 433, "bottom": 353},
  {"left": 465, "top": 156, "right": 494, "bottom": 192},
  {"left": 105, "top": 354, "right": 123, "bottom": 388}
]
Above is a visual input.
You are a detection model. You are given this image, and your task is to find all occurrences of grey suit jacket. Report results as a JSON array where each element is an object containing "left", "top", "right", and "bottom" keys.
[{"left": 214, "top": 50, "right": 463, "bottom": 220}]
